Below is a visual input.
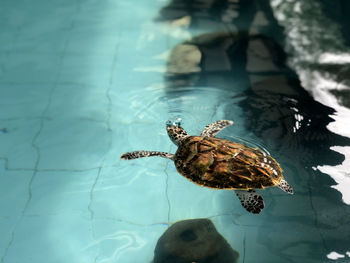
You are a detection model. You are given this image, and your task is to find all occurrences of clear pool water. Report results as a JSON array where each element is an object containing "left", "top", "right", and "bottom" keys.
[{"left": 1, "top": 0, "right": 350, "bottom": 262}]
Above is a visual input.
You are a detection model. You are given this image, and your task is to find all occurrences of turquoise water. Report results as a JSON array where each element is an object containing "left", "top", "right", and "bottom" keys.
[{"left": 1, "top": 0, "right": 350, "bottom": 262}]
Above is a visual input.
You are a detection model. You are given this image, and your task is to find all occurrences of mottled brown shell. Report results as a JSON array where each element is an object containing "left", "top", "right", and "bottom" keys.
[{"left": 174, "top": 136, "right": 283, "bottom": 190}]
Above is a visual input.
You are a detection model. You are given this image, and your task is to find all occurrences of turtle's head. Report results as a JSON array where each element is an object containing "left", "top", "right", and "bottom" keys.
[{"left": 166, "top": 118, "right": 189, "bottom": 146}]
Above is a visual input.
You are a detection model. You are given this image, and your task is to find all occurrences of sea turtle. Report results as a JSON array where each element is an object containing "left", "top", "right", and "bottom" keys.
[{"left": 121, "top": 119, "right": 293, "bottom": 214}]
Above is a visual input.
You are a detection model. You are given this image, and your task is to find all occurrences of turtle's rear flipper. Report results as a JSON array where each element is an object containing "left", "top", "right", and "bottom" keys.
[
  {"left": 278, "top": 179, "right": 294, "bottom": 194},
  {"left": 121, "top": 151, "right": 174, "bottom": 160},
  {"left": 200, "top": 120, "right": 233, "bottom": 137},
  {"left": 235, "top": 189, "right": 265, "bottom": 214}
]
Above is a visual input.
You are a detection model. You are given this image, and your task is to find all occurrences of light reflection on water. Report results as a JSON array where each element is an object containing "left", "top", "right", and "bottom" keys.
[
  {"left": 270, "top": 0, "right": 350, "bottom": 215},
  {"left": 126, "top": 84, "right": 244, "bottom": 132},
  {"left": 317, "top": 146, "right": 350, "bottom": 204}
]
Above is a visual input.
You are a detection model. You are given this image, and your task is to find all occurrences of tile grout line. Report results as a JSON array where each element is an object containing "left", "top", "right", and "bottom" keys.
[
  {"left": 0, "top": 158, "right": 119, "bottom": 173},
  {"left": 163, "top": 145, "right": 174, "bottom": 225},
  {"left": 0, "top": 17, "right": 74, "bottom": 263},
  {"left": 164, "top": 162, "right": 171, "bottom": 224},
  {"left": 87, "top": 41, "right": 120, "bottom": 261},
  {"left": 88, "top": 166, "right": 102, "bottom": 235}
]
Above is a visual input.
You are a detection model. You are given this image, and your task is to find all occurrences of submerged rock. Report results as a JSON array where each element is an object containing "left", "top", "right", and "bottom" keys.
[{"left": 153, "top": 218, "right": 239, "bottom": 263}]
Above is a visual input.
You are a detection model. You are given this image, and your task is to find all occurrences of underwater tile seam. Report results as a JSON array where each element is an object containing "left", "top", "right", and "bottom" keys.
[
  {"left": 164, "top": 161, "right": 171, "bottom": 223},
  {"left": 0, "top": 11, "right": 75, "bottom": 261},
  {"left": 87, "top": 41, "right": 119, "bottom": 248}
]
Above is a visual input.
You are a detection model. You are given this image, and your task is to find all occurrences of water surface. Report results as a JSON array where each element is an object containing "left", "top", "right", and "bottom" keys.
[{"left": 1, "top": 0, "right": 350, "bottom": 262}]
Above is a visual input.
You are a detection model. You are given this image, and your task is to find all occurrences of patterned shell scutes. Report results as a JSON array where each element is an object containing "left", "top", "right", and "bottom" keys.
[{"left": 174, "top": 136, "right": 283, "bottom": 190}]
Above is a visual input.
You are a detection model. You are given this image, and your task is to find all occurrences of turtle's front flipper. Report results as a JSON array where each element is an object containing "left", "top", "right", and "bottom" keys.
[
  {"left": 200, "top": 120, "right": 233, "bottom": 137},
  {"left": 235, "top": 189, "right": 265, "bottom": 214},
  {"left": 121, "top": 151, "right": 174, "bottom": 160},
  {"left": 278, "top": 179, "right": 294, "bottom": 194}
]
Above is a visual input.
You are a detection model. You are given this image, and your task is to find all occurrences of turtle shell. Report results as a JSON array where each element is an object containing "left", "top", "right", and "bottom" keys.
[{"left": 174, "top": 136, "right": 283, "bottom": 190}]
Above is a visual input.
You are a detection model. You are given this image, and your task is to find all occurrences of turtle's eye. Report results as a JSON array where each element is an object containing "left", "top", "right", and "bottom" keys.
[
  {"left": 166, "top": 117, "right": 182, "bottom": 127},
  {"left": 166, "top": 120, "right": 174, "bottom": 127},
  {"left": 174, "top": 117, "right": 182, "bottom": 127}
]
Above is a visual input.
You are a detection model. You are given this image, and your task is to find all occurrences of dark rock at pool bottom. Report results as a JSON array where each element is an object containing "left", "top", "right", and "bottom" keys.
[{"left": 153, "top": 219, "right": 239, "bottom": 263}]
